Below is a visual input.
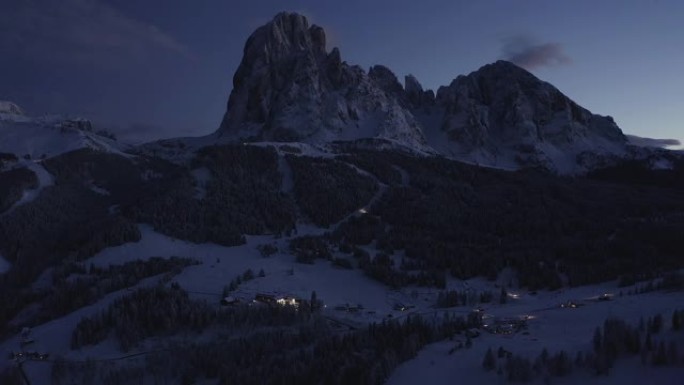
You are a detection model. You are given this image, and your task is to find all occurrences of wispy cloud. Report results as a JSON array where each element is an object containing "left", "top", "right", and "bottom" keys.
[
  {"left": 0, "top": 0, "right": 193, "bottom": 66},
  {"left": 501, "top": 36, "right": 571, "bottom": 70},
  {"left": 626, "top": 135, "right": 681, "bottom": 149}
]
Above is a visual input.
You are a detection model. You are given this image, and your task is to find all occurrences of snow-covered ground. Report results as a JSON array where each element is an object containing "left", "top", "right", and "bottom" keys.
[
  {"left": 388, "top": 285, "right": 684, "bottom": 385},
  {"left": 0, "top": 274, "right": 167, "bottom": 381},
  {"left": 388, "top": 337, "right": 684, "bottom": 385},
  {"left": 0, "top": 111, "right": 129, "bottom": 160},
  {"left": 2, "top": 224, "right": 682, "bottom": 383},
  {"left": 9, "top": 161, "right": 54, "bottom": 209},
  {"left": 0, "top": 160, "right": 55, "bottom": 217},
  {"left": 89, "top": 225, "right": 396, "bottom": 319}
]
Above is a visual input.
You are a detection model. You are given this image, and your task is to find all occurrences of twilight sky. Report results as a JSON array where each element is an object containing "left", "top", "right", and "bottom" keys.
[{"left": 1, "top": 0, "right": 682, "bottom": 147}]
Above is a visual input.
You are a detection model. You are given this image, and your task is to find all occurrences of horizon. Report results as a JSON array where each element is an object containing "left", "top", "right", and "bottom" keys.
[{"left": 1, "top": 0, "right": 682, "bottom": 149}]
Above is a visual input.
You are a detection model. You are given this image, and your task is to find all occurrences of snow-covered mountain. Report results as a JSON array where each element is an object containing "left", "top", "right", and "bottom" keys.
[
  {"left": 212, "top": 13, "right": 635, "bottom": 173},
  {"left": 0, "top": 102, "right": 128, "bottom": 161},
  {"left": 0, "top": 101, "right": 24, "bottom": 116},
  {"left": 425, "top": 61, "right": 628, "bottom": 173},
  {"left": 216, "top": 12, "right": 429, "bottom": 152}
]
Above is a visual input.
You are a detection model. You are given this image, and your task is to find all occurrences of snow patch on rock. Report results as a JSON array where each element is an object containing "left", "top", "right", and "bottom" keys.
[{"left": 0, "top": 101, "right": 24, "bottom": 116}]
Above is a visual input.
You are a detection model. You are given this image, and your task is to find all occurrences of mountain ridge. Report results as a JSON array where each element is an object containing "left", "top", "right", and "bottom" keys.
[
  {"left": 0, "top": 102, "right": 128, "bottom": 162},
  {"left": 213, "top": 12, "right": 631, "bottom": 173}
]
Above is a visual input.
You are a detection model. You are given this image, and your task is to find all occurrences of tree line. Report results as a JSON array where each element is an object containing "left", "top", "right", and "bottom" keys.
[
  {"left": 321, "top": 150, "right": 684, "bottom": 290},
  {"left": 58, "top": 298, "right": 479, "bottom": 385}
]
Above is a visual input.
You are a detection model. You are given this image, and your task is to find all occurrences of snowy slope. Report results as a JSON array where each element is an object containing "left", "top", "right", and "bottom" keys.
[
  {"left": 0, "top": 106, "right": 129, "bottom": 160},
  {"left": 414, "top": 61, "right": 630, "bottom": 173},
  {"left": 88, "top": 225, "right": 395, "bottom": 317},
  {"left": 4, "top": 222, "right": 682, "bottom": 383},
  {"left": 0, "top": 101, "right": 24, "bottom": 116},
  {"left": 215, "top": 12, "right": 429, "bottom": 152},
  {"left": 1, "top": 160, "right": 54, "bottom": 215},
  {"left": 388, "top": 284, "right": 684, "bottom": 385}
]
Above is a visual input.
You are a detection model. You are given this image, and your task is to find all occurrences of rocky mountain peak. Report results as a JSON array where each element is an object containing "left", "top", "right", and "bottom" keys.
[
  {"left": 217, "top": 12, "right": 428, "bottom": 150},
  {"left": 480, "top": 59, "right": 533, "bottom": 75},
  {"left": 242, "top": 12, "right": 326, "bottom": 64},
  {"left": 0, "top": 101, "right": 24, "bottom": 116},
  {"left": 404, "top": 75, "right": 435, "bottom": 108},
  {"left": 368, "top": 65, "right": 404, "bottom": 96},
  {"left": 404, "top": 75, "right": 423, "bottom": 95},
  {"left": 429, "top": 60, "right": 627, "bottom": 172}
]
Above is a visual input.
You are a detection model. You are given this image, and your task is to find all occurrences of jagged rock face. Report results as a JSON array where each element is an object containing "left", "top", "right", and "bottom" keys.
[
  {"left": 405, "top": 75, "right": 435, "bottom": 108},
  {"left": 368, "top": 65, "right": 405, "bottom": 102},
  {"left": 215, "top": 13, "right": 630, "bottom": 173},
  {"left": 217, "top": 12, "right": 427, "bottom": 149},
  {"left": 435, "top": 60, "right": 626, "bottom": 150},
  {"left": 429, "top": 61, "right": 627, "bottom": 171}
]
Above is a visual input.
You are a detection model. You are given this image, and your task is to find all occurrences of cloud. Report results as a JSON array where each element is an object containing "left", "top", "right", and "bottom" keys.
[
  {"left": 501, "top": 36, "right": 571, "bottom": 70},
  {"left": 0, "top": 0, "right": 193, "bottom": 66},
  {"left": 626, "top": 135, "right": 681, "bottom": 149}
]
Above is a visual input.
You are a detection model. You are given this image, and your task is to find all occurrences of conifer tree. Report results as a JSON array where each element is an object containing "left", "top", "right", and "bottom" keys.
[{"left": 483, "top": 347, "right": 496, "bottom": 371}]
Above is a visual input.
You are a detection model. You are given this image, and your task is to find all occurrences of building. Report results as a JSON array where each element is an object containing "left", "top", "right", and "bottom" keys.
[{"left": 254, "top": 293, "right": 277, "bottom": 305}]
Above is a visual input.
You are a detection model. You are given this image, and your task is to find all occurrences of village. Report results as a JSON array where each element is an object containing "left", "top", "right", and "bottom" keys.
[{"left": 217, "top": 282, "right": 618, "bottom": 341}]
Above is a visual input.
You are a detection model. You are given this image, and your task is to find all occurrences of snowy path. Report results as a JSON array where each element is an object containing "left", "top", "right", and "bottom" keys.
[
  {"left": 3, "top": 161, "right": 54, "bottom": 216},
  {"left": 0, "top": 161, "right": 54, "bottom": 274},
  {"left": 293, "top": 158, "right": 387, "bottom": 236},
  {"left": 394, "top": 165, "right": 410, "bottom": 186}
]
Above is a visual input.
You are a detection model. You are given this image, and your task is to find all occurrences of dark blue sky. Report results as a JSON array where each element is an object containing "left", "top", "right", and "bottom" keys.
[{"left": 1, "top": 0, "right": 682, "bottom": 146}]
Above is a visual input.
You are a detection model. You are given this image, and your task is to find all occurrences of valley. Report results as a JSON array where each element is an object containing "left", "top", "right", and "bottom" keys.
[{"left": 0, "top": 9, "right": 682, "bottom": 385}]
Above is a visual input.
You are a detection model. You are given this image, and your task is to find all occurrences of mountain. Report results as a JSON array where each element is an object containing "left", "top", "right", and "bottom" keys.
[
  {"left": 216, "top": 12, "right": 429, "bottom": 151},
  {"left": 213, "top": 13, "right": 632, "bottom": 173},
  {"left": 426, "top": 61, "right": 628, "bottom": 172},
  {"left": 0, "top": 102, "right": 127, "bottom": 161}
]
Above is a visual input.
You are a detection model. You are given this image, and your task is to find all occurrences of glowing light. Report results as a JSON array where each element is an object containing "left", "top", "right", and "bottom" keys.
[{"left": 276, "top": 297, "right": 299, "bottom": 307}]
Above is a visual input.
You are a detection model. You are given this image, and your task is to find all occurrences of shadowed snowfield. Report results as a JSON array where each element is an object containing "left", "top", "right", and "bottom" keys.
[{"left": 2, "top": 224, "right": 682, "bottom": 384}]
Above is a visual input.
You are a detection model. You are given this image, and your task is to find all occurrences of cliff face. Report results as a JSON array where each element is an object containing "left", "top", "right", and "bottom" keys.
[
  {"left": 217, "top": 12, "right": 427, "bottom": 150},
  {"left": 215, "top": 12, "right": 629, "bottom": 173},
  {"left": 435, "top": 61, "right": 625, "bottom": 149},
  {"left": 424, "top": 61, "right": 627, "bottom": 171}
]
